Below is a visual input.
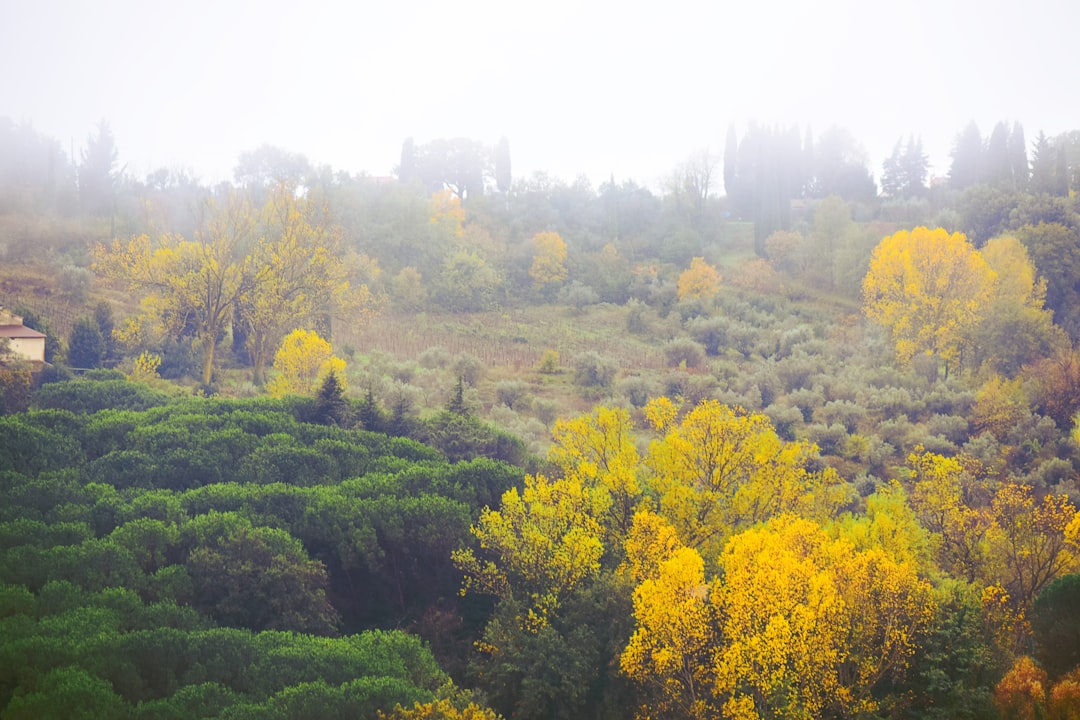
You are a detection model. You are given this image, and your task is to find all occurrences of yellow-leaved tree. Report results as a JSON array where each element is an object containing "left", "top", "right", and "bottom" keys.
[
  {"left": 548, "top": 406, "right": 642, "bottom": 543},
  {"left": 971, "top": 235, "right": 1068, "bottom": 376},
  {"left": 908, "top": 448, "right": 1080, "bottom": 612},
  {"left": 380, "top": 696, "right": 500, "bottom": 720},
  {"left": 620, "top": 510, "right": 720, "bottom": 720},
  {"left": 529, "top": 231, "right": 569, "bottom": 290},
  {"left": 677, "top": 257, "right": 721, "bottom": 301},
  {"left": 430, "top": 188, "right": 465, "bottom": 238},
  {"left": 451, "top": 474, "right": 607, "bottom": 634},
  {"left": 620, "top": 512, "right": 936, "bottom": 720},
  {"left": 985, "top": 482, "right": 1079, "bottom": 611},
  {"left": 239, "top": 184, "right": 378, "bottom": 384},
  {"left": 622, "top": 547, "right": 719, "bottom": 718},
  {"left": 94, "top": 186, "right": 379, "bottom": 385},
  {"left": 907, "top": 448, "right": 993, "bottom": 583},
  {"left": 643, "top": 398, "right": 853, "bottom": 559},
  {"left": 93, "top": 191, "right": 257, "bottom": 385},
  {"left": 712, "top": 514, "right": 936, "bottom": 719},
  {"left": 266, "top": 328, "right": 344, "bottom": 398},
  {"left": 862, "top": 226, "right": 994, "bottom": 374}
]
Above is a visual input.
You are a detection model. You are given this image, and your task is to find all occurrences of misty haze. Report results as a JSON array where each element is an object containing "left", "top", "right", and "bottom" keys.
[{"left": 2, "top": 1, "right": 1080, "bottom": 719}]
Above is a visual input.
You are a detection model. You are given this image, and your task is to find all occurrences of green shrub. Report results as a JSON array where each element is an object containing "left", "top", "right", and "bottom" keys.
[
  {"left": 572, "top": 351, "right": 616, "bottom": 391},
  {"left": 495, "top": 380, "right": 531, "bottom": 411},
  {"left": 662, "top": 338, "right": 705, "bottom": 369}
]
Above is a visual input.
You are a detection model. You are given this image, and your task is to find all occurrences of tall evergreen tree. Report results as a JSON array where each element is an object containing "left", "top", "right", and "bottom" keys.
[
  {"left": 92, "top": 302, "right": 119, "bottom": 368},
  {"left": 494, "top": 136, "right": 511, "bottom": 194},
  {"left": 949, "top": 121, "right": 983, "bottom": 190},
  {"left": 398, "top": 137, "right": 418, "bottom": 185},
  {"left": 1009, "top": 122, "right": 1029, "bottom": 190},
  {"left": 67, "top": 318, "right": 105, "bottom": 370},
  {"left": 1031, "top": 131, "right": 1057, "bottom": 194},
  {"left": 882, "top": 135, "right": 928, "bottom": 198},
  {"left": 984, "top": 122, "right": 1012, "bottom": 188},
  {"left": 723, "top": 124, "right": 738, "bottom": 198},
  {"left": 78, "top": 119, "right": 118, "bottom": 216},
  {"left": 1054, "top": 143, "right": 1070, "bottom": 197}
]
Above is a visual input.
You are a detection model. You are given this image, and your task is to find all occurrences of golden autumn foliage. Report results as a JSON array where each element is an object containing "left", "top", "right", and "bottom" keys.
[
  {"left": 995, "top": 656, "right": 1049, "bottom": 720},
  {"left": 128, "top": 351, "right": 162, "bottom": 384},
  {"left": 430, "top": 188, "right": 465, "bottom": 237},
  {"left": 265, "top": 328, "right": 345, "bottom": 398},
  {"left": 620, "top": 512, "right": 936, "bottom": 720},
  {"left": 1049, "top": 670, "right": 1080, "bottom": 720},
  {"left": 982, "top": 236, "right": 1049, "bottom": 312},
  {"left": 908, "top": 448, "right": 994, "bottom": 583},
  {"left": 974, "top": 374, "right": 1032, "bottom": 438},
  {"left": 93, "top": 193, "right": 257, "bottom": 385},
  {"left": 451, "top": 474, "right": 607, "bottom": 632},
  {"left": 908, "top": 448, "right": 1079, "bottom": 612},
  {"left": 862, "top": 226, "right": 993, "bottom": 371},
  {"left": 380, "top": 697, "right": 501, "bottom": 720},
  {"left": 623, "top": 509, "right": 684, "bottom": 584},
  {"left": 621, "top": 543, "right": 719, "bottom": 720},
  {"left": 712, "top": 515, "right": 935, "bottom": 719},
  {"left": 528, "top": 231, "right": 569, "bottom": 289},
  {"left": 986, "top": 482, "right": 1079, "bottom": 610},
  {"left": 94, "top": 186, "right": 377, "bottom": 385},
  {"left": 995, "top": 660, "right": 1080, "bottom": 720},
  {"left": 677, "top": 257, "right": 721, "bottom": 301},
  {"left": 643, "top": 398, "right": 853, "bottom": 559},
  {"left": 549, "top": 406, "right": 641, "bottom": 540},
  {"left": 240, "top": 185, "right": 376, "bottom": 384},
  {"left": 832, "top": 481, "right": 935, "bottom": 574}
]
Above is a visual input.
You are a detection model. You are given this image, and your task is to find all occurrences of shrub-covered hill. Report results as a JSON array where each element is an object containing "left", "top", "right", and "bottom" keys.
[{"left": 0, "top": 377, "right": 525, "bottom": 718}]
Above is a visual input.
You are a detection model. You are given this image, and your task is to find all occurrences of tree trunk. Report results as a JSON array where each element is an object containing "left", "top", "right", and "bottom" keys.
[{"left": 201, "top": 336, "right": 216, "bottom": 386}]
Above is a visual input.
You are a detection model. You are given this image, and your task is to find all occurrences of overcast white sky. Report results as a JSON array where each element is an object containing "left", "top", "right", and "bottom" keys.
[{"left": 2, "top": 0, "right": 1076, "bottom": 191}]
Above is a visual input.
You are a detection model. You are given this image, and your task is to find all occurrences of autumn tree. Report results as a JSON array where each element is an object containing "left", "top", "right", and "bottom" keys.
[
  {"left": 711, "top": 515, "right": 935, "bottom": 719},
  {"left": 908, "top": 448, "right": 1079, "bottom": 610},
  {"left": 995, "top": 656, "right": 1049, "bottom": 720},
  {"left": 643, "top": 398, "right": 852, "bottom": 559},
  {"left": 266, "top": 328, "right": 345, "bottom": 398},
  {"left": 986, "top": 483, "right": 1079, "bottom": 611},
  {"left": 549, "top": 406, "right": 642, "bottom": 544},
  {"left": 452, "top": 473, "right": 607, "bottom": 631},
  {"left": 93, "top": 191, "right": 257, "bottom": 385},
  {"left": 238, "top": 184, "right": 376, "bottom": 383},
  {"left": 430, "top": 188, "right": 465, "bottom": 238},
  {"left": 528, "top": 231, "right": 569, "bottom": 291},
  {"left": 381, "top": 696, "right": 501, "bottom": 720},
  {"left": 676, "top": 257, "right": 721, "bottom": 301},
  {"left": 862, "top": 226, "right": 994, "bottom": 374},
  {"left": 621, "top": 512, "right": 936, "bottom": 720},
  {"left": 621, "top": 535, "right": 719, "bottom": 720},
  {"left": 907, "top": 448, "right": 993, "bottom": 583},
  {"left": 971, "top": 235, "right": 1067, "bottom": 376}
]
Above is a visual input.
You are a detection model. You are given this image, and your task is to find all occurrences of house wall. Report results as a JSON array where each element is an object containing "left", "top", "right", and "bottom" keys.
[{"left": 6, "top": 337, "right": 45, "bottom": 363}]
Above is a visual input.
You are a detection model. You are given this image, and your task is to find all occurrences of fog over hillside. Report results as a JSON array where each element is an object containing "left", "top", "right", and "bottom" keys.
[{"left": 2, "top": 0, "right": 1076, "bottom": 187}]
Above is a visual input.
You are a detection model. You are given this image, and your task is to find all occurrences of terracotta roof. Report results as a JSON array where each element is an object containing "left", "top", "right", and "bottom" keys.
[{"left": 0, "top": 324, "right": 46, "bottom": 339}]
